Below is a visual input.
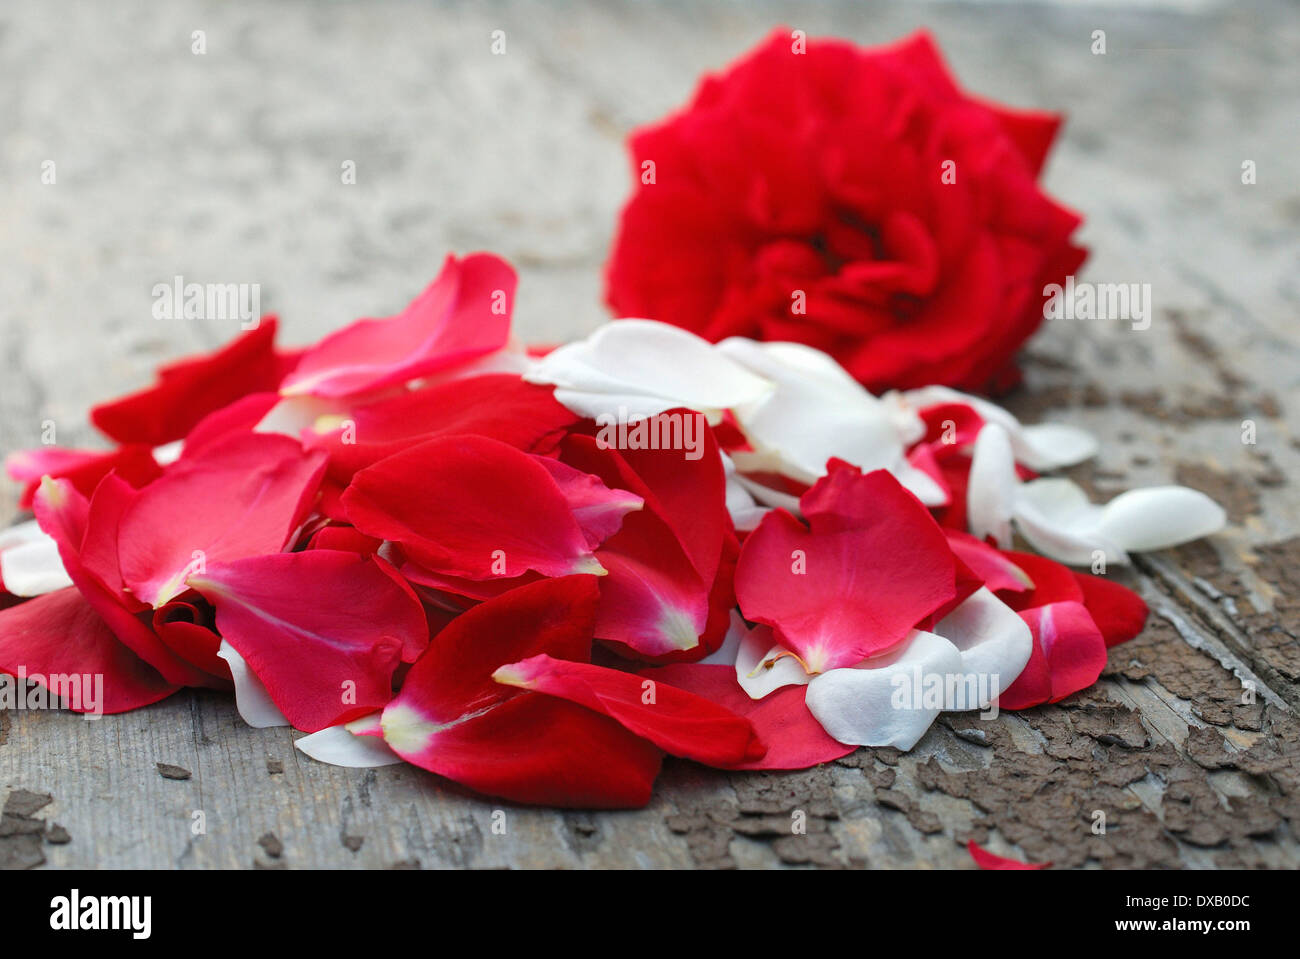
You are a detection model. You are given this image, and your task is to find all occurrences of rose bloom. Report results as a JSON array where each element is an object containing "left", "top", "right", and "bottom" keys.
[{"left": 605, "top": 29, "right": 1086, "bottom": 393}]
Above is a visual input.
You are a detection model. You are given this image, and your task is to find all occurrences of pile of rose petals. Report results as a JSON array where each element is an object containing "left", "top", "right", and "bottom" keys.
[{"left": 0, "top": 252, "right": 1225, "bottom": 808}]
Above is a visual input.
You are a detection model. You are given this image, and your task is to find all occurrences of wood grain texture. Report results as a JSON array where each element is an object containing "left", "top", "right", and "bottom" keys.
[{"left": 1, "top": 0, "right": 1297, "bottom": 868}]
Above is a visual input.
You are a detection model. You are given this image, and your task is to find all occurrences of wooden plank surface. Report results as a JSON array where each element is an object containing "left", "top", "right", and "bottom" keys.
[{"left": 2, "top": 0, "right": 1298, "bottom": 868}]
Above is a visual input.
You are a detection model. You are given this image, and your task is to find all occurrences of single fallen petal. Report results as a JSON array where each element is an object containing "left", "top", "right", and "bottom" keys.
[
  {"left": 736, "top": 468, "right": 957, "bottom": 672},
  {"left": 193, "top": 550, "right": 427, "bottom": 732},
  {"left": 384, "top": 692, "right": 662, "bottom": 808},
  {"left": 1094, "top": 486, "right": 1227, "bottom": 553},
  {"left": 1010, "top": 475, "right": 1223, "bottom": 567},
  {"left": 493, "top": 653, "right": 764, "bottom": 766},
  {"left": 281, "top": 253, "right": 516, "bottom": 398},
  {"left": 524, "top": 319, "right": 773, "bottom": 423},
  {"left": 342, "top": 435, "right": 604, "bottom": 580},
  {"left": 1071, "top": 570, "right": 1148, "bottom": 647},
  {"left": 294, "top": 715, "right": 404, "bottom": 768},
  {"left": 304, "top": 373, "right": 576, "bottom": 483},
  {"left": 805, "top": 631, "right": 964, "bottom": 750},
  {"left": 216, "top": 640, "right": 289, "bottom": 728},
  {"left": 968, "top": 840, "right": 1050, "bottom": 870},
  {"left": 591, "top": 515, "right": 710, "bottom": 657},
  {"left": 966, "top": 423, "right": 1017, "bottom": 549},
  {"left": 1013, "top": 476, "right": 1121, "bottom": 563},
  {"left": 534, "top": 456, "right": 643, "bottom": 549},
  {"left": 118, "top": 432, "right": 327, "bottom": 606},
  {"left": 0, "top": 535, "right": 73, "bottom": 596}
]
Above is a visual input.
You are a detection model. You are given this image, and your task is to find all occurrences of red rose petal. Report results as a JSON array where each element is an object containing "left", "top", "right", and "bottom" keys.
[
  {"left": 34, "top": 477, "right": 218, "bottom": 687},
  {"left": 191, "top": 550, "right": 428, "bottom": 732},
  {"left": 1072, "top": 571, "right": 1148, "bottom": 647},
  {"left": 180, "top": 391, "right": 281, "bottom": 458},
  {"left": 306, "top": 373, "right": 576, "bottom": 484},
  {"left": 968, "top": 840, "right": 1050, "bottom": 870},
  {"left": 379, "top": 576, "right": 663, "bottom": 808},
  {"left": 117, "top": 432, "right": 327, "bottom": 607},
  {"left": 642, "top": 663, "right": 854, "bottom": 770},
  {"left": 280, "top": 253, "right": 515, "bottom": 399},
  {"left": 341, "top": 435, "right": 603, "bottom": 580},
  {"left": 999, "top": 601, "right": 1108, "bottom": 710},
  {"left": 6, "top": 444, "right": 162, "bottom": 510},
  {"left": 736, "top": 467, "right": 956, "bottom": 672},
  {"left": 494, "top": 653, "right": 764, "bottom": 766},
  {"left": 92, "top": 318, "right": 288, "bottom": 446}
]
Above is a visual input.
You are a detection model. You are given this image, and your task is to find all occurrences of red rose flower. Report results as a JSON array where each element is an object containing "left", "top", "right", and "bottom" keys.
[{"left": 605, "top": 29, "right": 1086, "bottom": 393}]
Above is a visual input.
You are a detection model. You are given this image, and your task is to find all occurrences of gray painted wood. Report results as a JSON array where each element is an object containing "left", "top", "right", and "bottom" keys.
[{"left": 2, "top": 0, "right": 1297, "bottom": 868}]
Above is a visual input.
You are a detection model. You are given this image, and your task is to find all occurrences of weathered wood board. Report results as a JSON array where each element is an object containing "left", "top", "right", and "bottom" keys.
[{"left": 1, "top": 0, "right": 1298, "bottom": 868}]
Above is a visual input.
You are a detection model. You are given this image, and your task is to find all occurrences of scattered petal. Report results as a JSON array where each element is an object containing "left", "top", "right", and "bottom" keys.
[
  {"left": 281, "top": 253, "right": 516, "bottom": 398},
  {"left": 381, "top": 576, "right": 663, "bottom": 808},
  {"left": 736, "top": 467, "right": 956, "bottom": 673},
  {"left": 0, "top": 534, "right": 73, "bottom": 596},
  {"left": 118, "top": 432, "right": 327, "bottom": 606},
  {"left": 295, "top": 716, "right": 405, "bottom": 768},
  {"left": 342, "top": 435, "right": 605, "bottom": 580},
  {"left": 193, "top": 550, "right": 428, "bottom": 732},
  {"left": 216, "top": 640, "right": 290, "bottom": 728},
  {"left": 998, "top": 601, "right": 1108, "bottom": 710},
  {"left": 932, "top": 587, "right": 1033, "bottom": 708},
  {"left": 524, "top": 319, "right": 772, "bottom": 423},
  {"left": 968, "top": 840, "right": 1050, "bottom": 870},
  {"left": 805, "top": 631, "right": 964, "bottom": 749},
  {"left": 493, "top": 653, "right": 764, "bottom": 766},
  {"left": 966, "top": 423, "right": 1017, "bottom": 549}
]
